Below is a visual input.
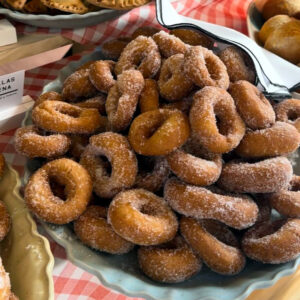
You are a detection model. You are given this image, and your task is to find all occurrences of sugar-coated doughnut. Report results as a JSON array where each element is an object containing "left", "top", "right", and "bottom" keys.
[
  {"left": 217, "top": 157, "right": 293, "bottom": 193},
  {"left": 138, "top": 236, "right": 202, "bottom": 283},
  {"left": 25, "top": 158, "right": 92, "bottom": 224},
  {"left": 268, "top": 175, "right": 300, "bottom": 217},
  {"left": 0, "top": 201, "right": 10, "bottom": 242},
  {"left": 0, "top": 154, "right": 5, "bottom": 179},
  {"left": 108, "top": 189, "right": 178, "bottom": 245},
  {"left": 132, "top": 26, "right": 160, "bottom": 39},
  {"left": 74, "top": 206, "right": 134, "bottom": 254},
  {"left": 166, "top": 144, "right": 222, "bottom": 186},
  {"left": 115, "top": 36, "right": 161, "bottom": 78},
  {"left": 218, "top": 46, "right": 255, "bottom": 83},
  {"left": 135, "top": 156, "right": 170, "bottom": 192},
  {"left": 15, "top": 125, "right": 71, "bottom": 159},
  {"left": 153, "top": 31, "right": 187, "bottom": 58},
  {"left": 139, "top": 79, "right": 159, "bottom": 113},
  {"left": 189, "top": 87, "right": 245, "bottom": 154},
  {"left": 0, "top": 257, "right": 11, "bottom": 300},
  {"left": 102, "top": 37, "right": 132, "bottom": 60},
  {"left": 242, "top": 219, "right": 300, "bottom": 263},
  {"left": 275, "top": 98, "right": 300, "bottom": 132},
  {"left": 34, "top": 91, "right": 62, "bottom": 107},
  {"left": 184, "top": 46, "right": 230, "bottom": 89},
  {"left": 89, "top": 60, "right": 116, "bottom": 93},
  {"left": 129, "top": 109, "right": 190, "bottom": 156},
  {"left": 164, "top": 178, "right": 258, "bottom": 229},
  {"left": 74, "top": 95, "right": 106, "bottom": 115},
  {"left": 61, "top": 69, "right": 98, "bottom": 101},
  {"left": 229, "top": 81, "right": 275, "bottom": 130},
  {"left": 236, "top": 121, "right": 300, "bottom": 158},
  {"left": 170, "top": 28, "right": 213, "bottom": 48},
  {"left": 32, "top": 100, "right": 107, "bottom": 134},
  {"left": 158, "top": 54, "right": 193, "bottom": 102},
  {"left": 106, "top": 70, "right": 144, "bottom": 132},
  {"left": 181, "top": 217, "right": 246, "bottom": 275},
  {"left": 80, "top": 132, "right": 137, "bottom": 198}
]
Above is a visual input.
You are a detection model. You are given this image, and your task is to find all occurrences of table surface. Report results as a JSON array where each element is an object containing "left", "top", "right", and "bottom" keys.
[{"left": 3, "top": 0, "right": 296, "bottom": 299}]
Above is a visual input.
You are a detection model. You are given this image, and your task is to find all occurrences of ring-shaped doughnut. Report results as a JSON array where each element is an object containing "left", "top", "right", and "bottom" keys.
[
  {"left": 24, "top": 158, "right": 92, "bottom": 224},
  {"left": 0, "top": 201, "right": 10, "bottom": 242},
  {"left": 184, "top": 46, "right": 229, "bottom": 89},
  {"left": 218, "top": 46, "right": 255, "bottom": 83},
  {"left": 158, "top": 54, "right": 193, "bottom": 102},
  {"left": 135, "top": 156, "right": 170, "bottom": 192},
  {"left": 138, "top": 235, "right": 202, "bottom": 283},
  {"left": 181, "top": 217, "right": 245, "bottom": 275},
  {"left": 80, "top": 132, "right": 137, "bottom": 199},
  {"left": 128, "top": 108, "right": 190, "bottom": 156},
  {"left": 108, "top": 189, "right": 178, "bottom": 245},
  {"left": 275, "top": 99, "right": 300, "bottom": 132},
  {"left": 236, "top": 121, "right": 300, "bottom": 158},
  {"left": 164, "top": 178, "right": 258, "bottom": 229},
  {"left": 189, "top": 87, "right": 245, "bottom": 154},
  {"left": 106, "top": 70, "right": 144, "bottom": 132},
  {"left": 217, "top": 157, "right": 293, "bottom": 193},
  {"left": 74, "top": 206, "right": 134, "bottom": 254},
  {"left": 89, "top": 60, "right": 116, "bottom": 93},
  {"left": 74, "top": 95, "right": 106, "bottom": 115},
  {"left": 32, "top": 100, "right": 107, "bottom": 134},
  {"left": 15, "top": 125, "right": 71, "bottom": 158},
  {"left": 139, "top": 79, "right": 160, "bottom": 113},
  {"left": 115, "top": 36, "right": 161, "bottom": 78},
  {"left": 268, "top": 175, "right": 300, "bottom": 217},
  {"left": 229, "top": 80, "right": 275, "bottom": 129},
  {"left": 61, "top": 69, "right": 98, "bottom": 101},
  {"left": 242, "top": 218, "right": 300, "bottom": 263},
  {"left": 34, "top": 91, "right": 62, "bottom": 107},
  {"left": 153, "top": 30, "right": 187, "bottom": 58}
]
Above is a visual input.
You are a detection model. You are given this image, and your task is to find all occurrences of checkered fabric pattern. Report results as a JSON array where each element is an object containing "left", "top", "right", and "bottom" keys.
[{"left": 0, "top": 0, "right": 252, "bottom": 298}]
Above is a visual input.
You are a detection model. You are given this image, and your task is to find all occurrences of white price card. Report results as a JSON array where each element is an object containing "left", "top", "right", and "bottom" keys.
[{"left": 0, "top": 70, "right": 24, "bottom": 110}]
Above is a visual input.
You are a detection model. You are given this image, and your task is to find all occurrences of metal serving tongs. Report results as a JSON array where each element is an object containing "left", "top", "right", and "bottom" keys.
[{"left": 156, "top": 0, "right": 300, "bottom": 100}]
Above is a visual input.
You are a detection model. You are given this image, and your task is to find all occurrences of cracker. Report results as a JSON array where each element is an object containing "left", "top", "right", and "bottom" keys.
[
  {"left": 41, "top": 0, "right": 89, "bottom": 13},
  {"left": 5, "top": 0, "right": 27, "bottom": 10},
  {"left": 24, "top": 0, "right": 49, "bottom": 13},
  {"left": 85, "top": 0, "right": 151, "bottom": 10}
]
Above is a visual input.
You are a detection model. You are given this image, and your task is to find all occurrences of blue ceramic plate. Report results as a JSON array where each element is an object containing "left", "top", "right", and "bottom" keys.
[{"left": 23, "top": 50, "right": 300, "bottom": 300}]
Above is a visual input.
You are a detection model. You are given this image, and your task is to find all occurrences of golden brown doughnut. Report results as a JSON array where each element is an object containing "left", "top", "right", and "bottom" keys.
[
  {"left": 106, "top": 70, "right": 144, "bottom": 132},
  {"left": 189, "top": 87, "right": 245, "bottom": 154},
  {"left": 229, "top": 81, "right": 275, "bottom": 130},
  {"left": 218, "top": 47, "right": 255, "bottom": 83},
  {"left": 102, "top": 37, "right": 132, "bottom": 60},
  {"left": 74, "top": 95, "right": 106, "bottom": 115},
  {"left": 184, "top": 46, "right": 230, "bottom": 89},
  {"left": 138, "top": 236, "right": 202, "bottom": 283},
  {"left": 108, "top": 189, "right": 178, "bottom": 245},
  {"left": 25, "top": 158, "right": 92, "bottom": 224},
  {"left": 164, "top": 178, "right": 258, "bottom": 229},
  {"left": 89, "top": 60, "right": 116, "bottom": 93},
  {"left": 158, "top": 54, "right": 193, "bottom": 102},
  {"left": 153, "top": 30, "right": 187, "bottom": 58},
  {"left": 275, "top": 98, "right": 300, "bottom": 132},
  {"left": 0, "top": 154, "right": 5, "bottom": 179},
  {"left": 74, "top": 205, "right": 134, "bottom": 254},
  {"left": 242, "top": 218, "right": 300, "bottom": 263},
  {"left": 170, "top": 28, "right": 213, "bottom": 49},
  {"left": 181, "top": 217, "right": 246, "bottom": 275},
  {"left": 34, "top": 91, "right": 62, "bottom": 107},
  {"left": 139, "top": 79, "right": 159, "bottom": 113},
  {"left": 0, "top": 201, "right": 10, "bottom": 242},
  {"left": 166, "top": 143, "right": 222, "bottom": 186},
  {"left": 80, "top": 132, "right": 137, "bottom": 198},
  {"left": 135, "top": 156, "right": 170, "bottom": 192},
  {"left": 61, "top": 69, "right": 98, "bottom": 101},
  {"left": 128, "top": 109, "right": 190, "bottom": 156},
  {"left": 32, "top": 100, "right": 107, "bottom": 134},
  {"left": 236, "top": 121, "right": 300, "bottom": 158},
  {"left": 268, "top": 175, "right": 300, "bottom": 217},
  {"left": 76, "top": 60, "right": 96, "bottom": 72},
  {"left": 217, "top": 157, "right": 293, "bottom": 193},
  {"left": 115, "top": 36, "right": 161, "bottom": 78},
  {"left": 15, "top": 125, "right": 71, "bottom": 159},
  {"left": 132, "top": 26, "right": 160, "bottom": 39}
]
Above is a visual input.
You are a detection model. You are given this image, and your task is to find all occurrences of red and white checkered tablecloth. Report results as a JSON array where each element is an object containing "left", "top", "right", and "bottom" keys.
[{"left": 0, "top": 0, "right": 252, "bottom": 298}]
